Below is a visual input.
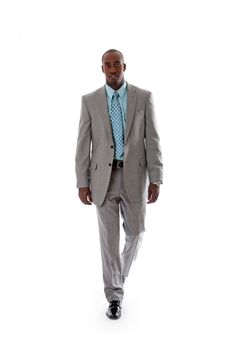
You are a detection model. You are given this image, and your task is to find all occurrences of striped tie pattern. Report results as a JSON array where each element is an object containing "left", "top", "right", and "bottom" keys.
[{"left": 110, "top": 91, "right": 124, "bottom": 159}]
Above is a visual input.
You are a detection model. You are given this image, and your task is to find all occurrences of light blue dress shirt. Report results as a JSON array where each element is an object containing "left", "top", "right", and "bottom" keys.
[{"left": 105, "top": 81, "right": 127, "bottom": 160}]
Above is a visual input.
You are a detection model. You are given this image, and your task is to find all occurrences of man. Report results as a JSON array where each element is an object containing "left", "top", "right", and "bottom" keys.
[{"left": 75, "top": 49, "right": 163, "bottom": 320}]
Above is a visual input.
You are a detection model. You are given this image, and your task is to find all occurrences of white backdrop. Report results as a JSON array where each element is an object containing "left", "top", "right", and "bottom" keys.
[{"left": 0, "top": 0, "right": 233, "bottom": 349}]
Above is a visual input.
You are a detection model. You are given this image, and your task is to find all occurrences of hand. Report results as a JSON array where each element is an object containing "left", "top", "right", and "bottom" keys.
[
  {"left": 147, "top": 183, "right": 160, "bottom": 204},
  {"left": 79, "top": 187, "right": 92, "bottom": 205}
]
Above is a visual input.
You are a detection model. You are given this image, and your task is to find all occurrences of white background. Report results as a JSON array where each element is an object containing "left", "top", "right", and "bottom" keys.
[{"left": 0, "top": 0, "right": 233, "bottom": 349}]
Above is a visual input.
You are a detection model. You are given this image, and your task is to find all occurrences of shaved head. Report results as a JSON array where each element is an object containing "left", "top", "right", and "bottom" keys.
[{"left": 102, "top": 49, "right": 124, "bottom": 63}]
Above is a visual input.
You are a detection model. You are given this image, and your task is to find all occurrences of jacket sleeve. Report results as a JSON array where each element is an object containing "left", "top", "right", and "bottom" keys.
[
  {"left": 75, "top": 96, "right": 92, "bottom": 188},
  {"left": 145, "top": 92, "right": 163, "bottom": 184}
]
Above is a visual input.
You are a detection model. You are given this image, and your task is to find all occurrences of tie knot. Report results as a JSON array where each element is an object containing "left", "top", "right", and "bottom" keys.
[{"left": 113, "top": 91, "right": 120, "bottom": 98}]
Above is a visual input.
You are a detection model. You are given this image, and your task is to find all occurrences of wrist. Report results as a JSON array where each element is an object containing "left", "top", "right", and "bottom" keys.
[{"left": 151, "top": 181, "right": 161, "bottom": 186}]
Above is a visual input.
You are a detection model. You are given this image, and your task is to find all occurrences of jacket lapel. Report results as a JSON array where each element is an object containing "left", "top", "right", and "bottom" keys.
[
  {"left": 97, "top": 86, "right": 113, "bottom": 139},
  {"left": 125, "top": 83, "right": 137, "bottom": 142},
  {"left": 96, "top": 83, "right": 137, "bottom": 143}
]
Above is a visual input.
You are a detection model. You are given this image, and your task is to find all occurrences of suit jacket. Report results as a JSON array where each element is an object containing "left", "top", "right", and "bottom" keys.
[{"left": 75, "top": 83, "right": 163, "bottom": 206}]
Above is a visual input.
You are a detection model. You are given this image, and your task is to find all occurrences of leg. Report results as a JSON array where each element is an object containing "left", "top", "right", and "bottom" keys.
[
  {"left": 96, "top": 170, "right": 124, "bottom": 303},
  {"left": 120, "top": 193, "right": 146, "bottom": 282}
]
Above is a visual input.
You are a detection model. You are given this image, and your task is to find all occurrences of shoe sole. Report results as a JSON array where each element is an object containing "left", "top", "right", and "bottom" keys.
[{"left": 106, "top": 312, "right": 121, "bottom": 320}]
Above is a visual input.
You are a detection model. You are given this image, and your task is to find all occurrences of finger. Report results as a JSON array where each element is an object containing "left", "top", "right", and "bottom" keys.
[
  {"left": 80, "top": 193, "right": 92, "bottom": 205},
  {"left": 147, "top": 193, "right": 153, "bottom": 204},
  {"left": 147, "top": 197, "right": 154, "bottom": 204},
  {"left": 83, "top": 199, "right": 92, "bottom": 205},
  {"left": 147, "top": 192, "right": 157, "bottom": 204},
  {"left": 88, "top": 192, "right": 92, "bottom": 203},
  {"left": 83, "top": 195, "right": 92, "bottom": 205}
]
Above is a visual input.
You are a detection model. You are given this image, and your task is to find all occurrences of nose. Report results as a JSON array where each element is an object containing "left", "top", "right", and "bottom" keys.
[{"left": 110, "top": 65, "right": 117, "bottom": 73}]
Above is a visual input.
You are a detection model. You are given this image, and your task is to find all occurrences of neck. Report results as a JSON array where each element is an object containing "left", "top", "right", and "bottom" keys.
[{"left": 107, "top": 79, "right": 125, "bottom": 91}]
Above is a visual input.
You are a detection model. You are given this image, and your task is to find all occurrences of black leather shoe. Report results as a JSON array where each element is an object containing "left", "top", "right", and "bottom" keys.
[{"left": 106, "top": 300, "right": 121, "bottom": 320}]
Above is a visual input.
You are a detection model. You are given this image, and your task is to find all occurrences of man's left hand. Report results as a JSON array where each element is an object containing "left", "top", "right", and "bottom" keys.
[{"left": 147, "top": 183, "right": 160, "bottom": 204}]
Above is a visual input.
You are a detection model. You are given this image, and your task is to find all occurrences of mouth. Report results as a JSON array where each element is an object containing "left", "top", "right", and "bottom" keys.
[{"left": 108, "top": 75, "right": 119, "bottom": 80}]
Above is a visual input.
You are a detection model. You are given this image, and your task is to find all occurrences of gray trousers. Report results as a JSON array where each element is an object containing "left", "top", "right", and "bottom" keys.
[{"left": 96, "top": 167, "right": 146, "bottom": 303}]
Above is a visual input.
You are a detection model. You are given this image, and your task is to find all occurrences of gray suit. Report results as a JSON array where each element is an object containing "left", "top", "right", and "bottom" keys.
[{"left": 75, "top": 82, "right": 163, "bottom": 302}]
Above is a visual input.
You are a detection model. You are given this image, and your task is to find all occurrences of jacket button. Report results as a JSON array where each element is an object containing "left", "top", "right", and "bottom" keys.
[
  {"left": 109, "top": 163, "right": 112, "bottom": 166},
  {"left": 111, "top": 145, "right": 113, "bottom": 148}
]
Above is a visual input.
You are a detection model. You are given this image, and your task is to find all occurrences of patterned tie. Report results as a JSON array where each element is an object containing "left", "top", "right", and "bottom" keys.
[{"left": 110, "top": 91, "right": 124, "bottom": 159}]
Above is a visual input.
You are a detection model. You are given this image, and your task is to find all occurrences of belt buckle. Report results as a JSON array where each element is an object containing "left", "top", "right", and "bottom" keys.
[{"left": 117, "top": 160, "right": 122, "bottom": 168}]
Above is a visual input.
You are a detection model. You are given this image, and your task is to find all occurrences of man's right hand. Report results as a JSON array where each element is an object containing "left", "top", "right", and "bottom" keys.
[{"left": 78, "top": 187, "right": 92, "bottom": 205}]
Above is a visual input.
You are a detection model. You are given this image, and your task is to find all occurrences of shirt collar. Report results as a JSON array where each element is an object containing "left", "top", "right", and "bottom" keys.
[{"left": 105, "top": 81, "right": 127, "bottom": 99}]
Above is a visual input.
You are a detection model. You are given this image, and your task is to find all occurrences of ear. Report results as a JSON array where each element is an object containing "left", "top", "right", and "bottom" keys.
[
  {"left": 101, "top": 65, "right": 104, "bottom": 73},
  {"left": 123, "top": 63, "right": 126, "bottom": 72}
]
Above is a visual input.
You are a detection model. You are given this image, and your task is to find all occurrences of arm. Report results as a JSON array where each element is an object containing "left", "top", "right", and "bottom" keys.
[
  {"left": 75, "top": 96, "right": 92, "bottom": 204},
  {"left": 145, "top": 92, "right": 163, "bottom": 203}
]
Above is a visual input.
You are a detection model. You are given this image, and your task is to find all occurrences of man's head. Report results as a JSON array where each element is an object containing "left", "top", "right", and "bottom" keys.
[{"left": 101, "top": 49, "right": 126, "bottom": 90}]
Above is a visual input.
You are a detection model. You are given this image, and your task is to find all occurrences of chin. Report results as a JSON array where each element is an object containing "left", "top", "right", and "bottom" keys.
[{"left": 108, "top": 79, "right": 121, "bottom": 86}]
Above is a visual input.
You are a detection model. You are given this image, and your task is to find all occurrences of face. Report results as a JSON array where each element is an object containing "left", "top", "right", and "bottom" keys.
[{"left": 102, "top": 52, "right": 126, "bottom": 90}]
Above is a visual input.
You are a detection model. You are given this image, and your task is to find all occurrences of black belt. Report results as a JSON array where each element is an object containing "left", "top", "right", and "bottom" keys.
[{"left": 112, "top": 159, "right": 124, "bottom": 168}]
